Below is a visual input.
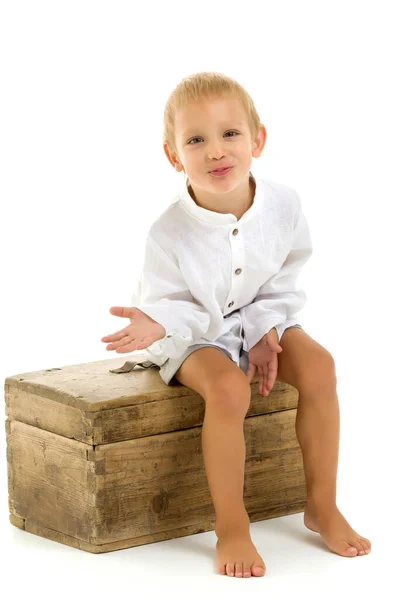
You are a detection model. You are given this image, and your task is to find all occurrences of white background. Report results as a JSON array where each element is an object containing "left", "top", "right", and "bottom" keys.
[{"left": 1, "top": 0, "right": 399, "bottom": 597}]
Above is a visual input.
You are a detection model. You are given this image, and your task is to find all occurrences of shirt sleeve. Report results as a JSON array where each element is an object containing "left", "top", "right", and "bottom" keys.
[
  {"left": 240, "top": 191, "right": 313, "bottom": 351},
  {"left": 131, "top": 232, "right": 211, "bottom": 359}
]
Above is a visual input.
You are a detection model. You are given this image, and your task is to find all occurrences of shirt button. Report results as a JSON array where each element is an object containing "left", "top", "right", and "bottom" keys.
[
  {"left": 232, "top": 228, "right": 239, "bottom": 236},
  {"left": 228, "top": 301, "right": 234, "bottom": 307},
  {"left": 235, "top": 268, "right": 242, "bottom": 275}
]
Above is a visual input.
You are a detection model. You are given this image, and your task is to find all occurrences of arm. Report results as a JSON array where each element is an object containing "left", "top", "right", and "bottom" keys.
[
  {"left": 131, "top": 232, "right": 211, "bottom": 359},
  {"left": 240, "top": 191, "right": 313, "bottom": 352}
]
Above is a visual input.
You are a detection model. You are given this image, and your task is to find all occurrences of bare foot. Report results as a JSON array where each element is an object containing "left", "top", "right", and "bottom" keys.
[
  {"left": 216, "top": 531, "right": 266, "bottom": 577},
  {"left": 304, "top": 502, "right": 371, "bottom": 557}
]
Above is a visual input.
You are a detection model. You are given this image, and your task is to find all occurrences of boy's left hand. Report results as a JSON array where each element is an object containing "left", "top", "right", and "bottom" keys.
[{"left": 246, "top": 328, "right": 283, "bottom": 396}]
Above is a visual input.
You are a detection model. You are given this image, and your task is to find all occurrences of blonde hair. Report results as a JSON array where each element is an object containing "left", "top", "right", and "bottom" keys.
[{"left": 163, "top": 71, "right": 261, "bottom": 157}]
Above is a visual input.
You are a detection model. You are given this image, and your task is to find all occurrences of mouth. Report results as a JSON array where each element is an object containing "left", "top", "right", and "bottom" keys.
[{"left": 209, "top": 166, "right": 233, "bottom": 176}]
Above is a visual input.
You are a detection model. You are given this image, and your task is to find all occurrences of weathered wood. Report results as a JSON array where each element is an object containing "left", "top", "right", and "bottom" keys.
[
  {"left": 6, "top": 412, "right": 305, "bottom": 550},
  {"left": 5, "top": 356, "right": 299, "bottom": 444},
  {"left": 6, "top": 419, "right": 97, "bottom": 541},
  {"left": 4, "top": 356, "right": 306, "bottom": 553},
  {"left": 10, "top": 499, "right": 307, "bottom": 554}
]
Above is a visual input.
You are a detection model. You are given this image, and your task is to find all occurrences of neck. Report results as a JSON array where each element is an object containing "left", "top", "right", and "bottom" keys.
[{"left": 188, "top": 173, "right": 255, "bottom": 218}]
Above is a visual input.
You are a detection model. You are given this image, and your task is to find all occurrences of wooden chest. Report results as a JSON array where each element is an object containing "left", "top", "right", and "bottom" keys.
[{"left": 4, "top": 355, "right": 306, "bottom": 554}]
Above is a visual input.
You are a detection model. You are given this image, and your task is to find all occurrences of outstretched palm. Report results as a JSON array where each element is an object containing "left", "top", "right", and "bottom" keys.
[{"left": 101, "top": 306, "right": 166, "bottom": 353}]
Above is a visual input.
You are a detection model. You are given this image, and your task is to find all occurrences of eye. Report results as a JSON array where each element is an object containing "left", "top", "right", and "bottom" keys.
[
  {"left": 188, "top": 137, "right": 202, "bottom": 145},
  {"left": 188, "top": 130, "right": 239, "bottom": 145}
]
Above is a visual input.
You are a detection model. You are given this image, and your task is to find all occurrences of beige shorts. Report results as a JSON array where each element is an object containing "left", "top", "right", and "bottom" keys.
[
  {"left": 159, "top": 323, "right": 303, "bottom": 386},
  {"left": 109, "top": 320, "right": 303, "bottom": 386}
]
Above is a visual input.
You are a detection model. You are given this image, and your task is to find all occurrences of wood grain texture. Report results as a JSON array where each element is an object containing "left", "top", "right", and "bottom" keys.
[
  {"left": 6, "top": 411, "right": 305, "bottom": 551},
  {"left": 5, "top": 357, "right": 299, "bottom": 444},
  {"left": 5, "top": 356, "right": 306, "bottom": 553}
]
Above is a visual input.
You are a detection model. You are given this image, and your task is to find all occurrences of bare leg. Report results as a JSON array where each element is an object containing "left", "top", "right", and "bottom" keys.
[
  {"left": 295, "top": 382, "right": 372, "bottom": 557},
  {"left": 201, "top": 393, "right": 266, "bottom": 577}
]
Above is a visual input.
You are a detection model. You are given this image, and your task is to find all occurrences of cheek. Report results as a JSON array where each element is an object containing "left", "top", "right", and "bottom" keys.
[
  {"left": 183, "top": 151, "right": 200, "bottom": 168},
  {"left": 235, "top": 145, "right": 252, "bottom": 161}
]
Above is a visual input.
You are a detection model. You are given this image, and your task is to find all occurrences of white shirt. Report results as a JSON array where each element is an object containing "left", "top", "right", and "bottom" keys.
[{"left": 131, "top": 171, "right": 313, "bottom": 365}]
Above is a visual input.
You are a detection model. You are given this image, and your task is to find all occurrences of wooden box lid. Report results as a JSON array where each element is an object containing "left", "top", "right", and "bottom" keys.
[{"left": 4, "top": 355, "right": 299, "bottom": 445}]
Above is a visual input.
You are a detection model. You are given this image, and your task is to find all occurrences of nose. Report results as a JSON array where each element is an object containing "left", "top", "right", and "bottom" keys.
[{"left": 206, "top": 137, "right": 226, "bottom": 160}]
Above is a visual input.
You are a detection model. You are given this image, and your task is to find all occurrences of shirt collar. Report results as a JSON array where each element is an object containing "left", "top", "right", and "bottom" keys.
[{"left": 178, "top": 171, "right": 263, "bottom": 225}]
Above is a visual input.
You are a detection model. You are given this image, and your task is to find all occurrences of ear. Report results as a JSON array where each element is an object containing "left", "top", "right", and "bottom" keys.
[
  {"left": 164, "top": 143, "right": 182, "bottom": 170},
  {"left": 252, "top": 124, "right": 267, "bottom": 158}
]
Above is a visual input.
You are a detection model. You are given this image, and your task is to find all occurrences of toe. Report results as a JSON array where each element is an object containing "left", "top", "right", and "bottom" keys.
[
  {"left": 218, "top": 564, "right": 226, "bottom": 575},
  {"left": 336, "top": 541, "right": 358, "bottom": 556},
  {"left": 346, "top": 540, "right": 364, "bottom": 556},
  {"left": 251, "top": 564, "right": 266, "bottom": 577},
  {"left": 226, "top": 562, "right": 235, "bottom": 577},
  {"left": 358, "top": 539, "right": 367, "bottom": 552},
  {"left": 243, "top": 562, "right": 252, "bottom": 578},
  {"left": 358, "top": 540, "right": 369, "bottom": 555},
  {"left": 351, "top": 540, "right": 365, "bottom": 556},
  {"left": 235, "top": 562, "right": 243, "bottom": 577},
  {"left": 361, "top": 537, "right": 372, "bottom": 552}
]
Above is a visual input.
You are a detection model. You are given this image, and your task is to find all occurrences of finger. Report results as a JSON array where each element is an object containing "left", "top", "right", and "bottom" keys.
[
  {"left": 109, "top": 306, "right": 136, "bottom": 319},
  {"left": 104, "top": 334, "right": 132, "bottom": 351},
  {"left": 115, "top": 338, "right": 148, "bottom": 352},
  {"left": 267, "top": 357, "right": 278, "bottom": 391},
  {"left": 265, "top": 333, "right": 283, "bottom": 353},
  {"left": 258, "top": 365, "right": 268, "bottom": 396},
  {"left": 101, "top": 328, "right": 129, "bottom": 342},
  {"left": 264, "top": 376, "right": 271, "bottom": 395},
  {"left": 246, "top": 362, "right": 256, "bottom": 383},
  {"left": 266, "top": 339, "right": 283, "bottom": 353}
]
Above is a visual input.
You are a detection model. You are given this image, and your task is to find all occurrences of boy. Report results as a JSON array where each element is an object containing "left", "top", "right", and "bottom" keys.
[{"left": 101, "top": 72, "right": 371, "bottom": 577}]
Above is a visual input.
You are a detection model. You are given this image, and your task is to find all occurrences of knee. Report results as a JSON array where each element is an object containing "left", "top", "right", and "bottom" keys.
[
  {"left": 299, "top": 350, "right": 337, "bottom": 392},
  {"left": 204, "top": 373, "right": 251, "bottom": 417}
]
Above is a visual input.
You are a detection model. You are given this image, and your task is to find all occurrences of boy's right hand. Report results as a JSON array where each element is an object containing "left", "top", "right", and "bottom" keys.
[{"left": 101, "top": 306, "right": 166, "bottom": 353}]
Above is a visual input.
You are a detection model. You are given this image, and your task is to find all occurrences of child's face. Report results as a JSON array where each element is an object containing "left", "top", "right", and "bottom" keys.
[{"left": 166, "top": 94, "right": 265, "bottom": 194}]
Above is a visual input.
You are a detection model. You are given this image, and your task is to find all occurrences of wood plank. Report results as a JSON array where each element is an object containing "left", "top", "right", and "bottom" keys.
[
  {"left": 91, "top": 409, "right": 305, "bottom": 543},
  {"left": 10, "top": 500, "right": 306, "bottom": 553},
  {"left": 4, "top": 357, "right": 298, "bottom": 412},
  {"left": 7, "top": 420, "right": 97, "bottom": 542},
  {"left": 5, "top": 375, "right": 299, "bottom": 444},
  {"left": 5, "top": 387, "right": 91, "bottom": 442},
  {"left": 5, "top": 408, "right": 306, "bottom": 548}
]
